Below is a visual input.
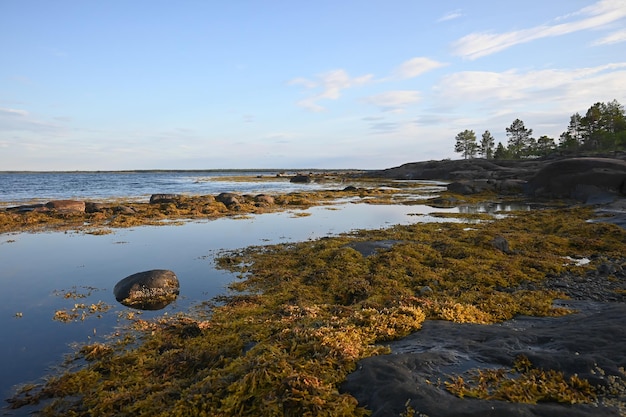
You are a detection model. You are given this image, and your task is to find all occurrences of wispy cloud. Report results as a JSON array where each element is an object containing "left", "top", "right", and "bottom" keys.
[
  {"left": 0, "top": 107, "right": 66, "bottom": 134},
  {"left": 592, "top": 28, "right": 626, "bottom": 45},
  {"left": 363, "top": 90, "right": 421, "bottom": 112},
  {"left": 392, "top": 57, "right": 447, "bottom": 79},
  {"left": 434, "top": 63, "right": 626, "bottom": 122},
  {"left": 289, "top": 69, "right": 373, "bottom": 112},
  {"left": 452, "top": 0, "right": 626, "bottom": 59},
  {"left": 438, "top": 9, "right": 462, "bottom": 22}
]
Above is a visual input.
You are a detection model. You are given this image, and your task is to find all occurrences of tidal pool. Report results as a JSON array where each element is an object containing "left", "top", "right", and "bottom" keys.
[{"left": 0, "top": 200, "right": 507, "bottom": 413}]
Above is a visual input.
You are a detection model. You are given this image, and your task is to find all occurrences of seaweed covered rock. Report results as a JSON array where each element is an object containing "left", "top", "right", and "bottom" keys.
[
  {"left": 216, "top": 192, "right": 242, "bottom": 207},
  {"left": 113, "top": 269, "right": 179, "bottom": 310}
]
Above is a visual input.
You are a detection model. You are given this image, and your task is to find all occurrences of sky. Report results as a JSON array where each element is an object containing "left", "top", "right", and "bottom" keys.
[{"left": 1, "top": 1, "right": 625, "bottom": 171}]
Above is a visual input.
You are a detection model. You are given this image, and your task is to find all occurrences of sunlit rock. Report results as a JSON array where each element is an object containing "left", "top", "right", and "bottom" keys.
[
  {"left": 45, "top": 200, "right": 86, "bottom": 213},
  {"left": 113, "top": 269, "right": 179, "bottom": 310}
]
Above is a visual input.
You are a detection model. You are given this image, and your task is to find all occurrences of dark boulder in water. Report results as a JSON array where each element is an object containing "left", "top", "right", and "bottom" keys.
[{"left": 113, "top": 269, "right": 179, "bottom": 310}]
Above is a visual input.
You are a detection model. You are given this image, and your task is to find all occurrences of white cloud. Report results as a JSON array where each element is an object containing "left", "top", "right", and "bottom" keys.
[
  {"left": 364, "top": 90, "right": 421, "bottom": 112},
  {"left": 289, "top": 69, "right": 373, "bottom": 112},
  {"left": 433, "top": 63, "right": 626, "bottom": 139},
  {"left": 592, "top": 28, "right": 626, "bottom": 45},
  {"left": 438, "top": 9, "right": 462, "bottom": 22},
  {"left": 452, "top": 0, "right": 626, "bottom": 59},
  {"left": 436, "top": 63, "right": 626, "bottom": 104},
  {"left": 393, "top": 57, "right": 447, "bottom": 79}
]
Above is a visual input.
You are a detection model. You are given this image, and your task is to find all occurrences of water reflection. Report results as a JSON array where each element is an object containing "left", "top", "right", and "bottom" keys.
[{"left": 457, "top": 202, "right": 532, "bottom": 215}]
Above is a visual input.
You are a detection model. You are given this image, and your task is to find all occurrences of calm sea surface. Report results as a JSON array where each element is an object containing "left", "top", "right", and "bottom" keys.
[{"left": 1, "top": 171, "right": 521, "bottom": 415}]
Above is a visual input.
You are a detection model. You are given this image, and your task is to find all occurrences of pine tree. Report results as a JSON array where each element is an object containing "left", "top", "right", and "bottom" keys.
[
  {"left": 454, "top": 130, "right": 477, "bottom": 159},
  {"left": 479, "top": 130, "right": 495, "bottom": 159},
  {"left": 506, "top": 119, "right": 533, "bottom": 158}
]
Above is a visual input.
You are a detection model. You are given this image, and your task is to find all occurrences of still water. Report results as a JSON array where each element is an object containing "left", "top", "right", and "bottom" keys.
[{"left": 0, "top": 198, "right": 464, "bottom": 413}]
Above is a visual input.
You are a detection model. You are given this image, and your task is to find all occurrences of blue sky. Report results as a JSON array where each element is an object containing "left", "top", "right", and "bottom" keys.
[{"left": 1, "top": 0, "right": 625, "bottom": 170}]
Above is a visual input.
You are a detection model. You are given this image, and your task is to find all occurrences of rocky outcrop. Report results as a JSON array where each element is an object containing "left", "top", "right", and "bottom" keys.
[
  {"left": 342, "top": 300, "right": 626, "bottom": 417},
  {"left": 367, "top": 159, "right": 542, "bottom": 181},
  {"left": 113, "top": 269, "right": 179, "bottom": 310},
  {"left": 526, "top": 158, "right": 626, "bottom": 201}
]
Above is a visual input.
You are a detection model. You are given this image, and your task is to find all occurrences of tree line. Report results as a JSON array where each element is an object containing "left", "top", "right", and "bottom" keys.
[{"left": 454, "top": 99, "right": 626, "bottom": 159}]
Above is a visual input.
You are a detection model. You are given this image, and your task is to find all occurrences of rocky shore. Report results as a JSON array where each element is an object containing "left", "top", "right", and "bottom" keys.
[
  {"left": 342, "top": 154, "right": 626, "bottom": 416},
  {"left": 5, "top": 155, "right": 626, "bottom": 416}
]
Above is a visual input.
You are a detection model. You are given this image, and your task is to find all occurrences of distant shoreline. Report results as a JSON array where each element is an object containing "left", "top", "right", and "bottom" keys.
[{"left": 0, "top": 168, "right": 367, "bottom": 174}]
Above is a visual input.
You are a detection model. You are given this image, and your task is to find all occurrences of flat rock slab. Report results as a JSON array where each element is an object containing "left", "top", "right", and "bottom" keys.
[{"left": 341, "top": 300, "right": 626, "bottom": 417}]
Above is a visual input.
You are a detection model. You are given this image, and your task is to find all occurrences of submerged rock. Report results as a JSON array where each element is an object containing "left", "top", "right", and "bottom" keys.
[{"left": 113, "top": 269, "right": 179, "bottom": 310}]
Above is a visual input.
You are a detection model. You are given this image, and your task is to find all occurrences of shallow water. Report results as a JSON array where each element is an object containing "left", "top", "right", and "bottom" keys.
[{"left": 0, "top": 200, "right": 466, "bottom": 411}]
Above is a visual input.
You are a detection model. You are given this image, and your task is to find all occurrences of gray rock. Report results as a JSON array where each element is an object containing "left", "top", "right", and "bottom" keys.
[
  {"left": 150, "top": 194, "right": 181, "bottom": 204},
  {"left": 113, "top": 269, "right": 179, "bottom": 310},
  {"left": 342, "top": 301, "right": 626, "bottom": 417},
  {"left": 526, "top": 158, "right": 626, "bottom": 200},
  {"left": 290, "top": 174, "right": 312, "bottom": 183},
  {"left": 45, "top": 200, "right": 85, "bottom": 213},
  {"left": 216, "top": 192, "right": 242, "bottom": 207},
  {"left": 254, "top": 194, "right": 274, "bottom": 206},
  {"left": 491, "top": 235, "right": 511, "bottom": 253},
  {"left": 85, "top": 202, "right": 106, "bottom": 213}
]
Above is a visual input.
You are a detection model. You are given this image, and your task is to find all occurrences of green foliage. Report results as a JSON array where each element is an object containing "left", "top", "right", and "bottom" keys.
[
  {"left": 480, "top": 130, "right": 495, "bottom": 159},
  {"left": 458, "top": 99, "right": 626, "bottom": 159},
  {"left": 454, "top": 129, "right": 478, "bottom": 159}
]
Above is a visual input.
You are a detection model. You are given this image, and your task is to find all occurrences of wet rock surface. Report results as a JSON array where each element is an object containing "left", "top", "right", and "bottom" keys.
[
  {"left": 342, "top": 300, "right": 626, "bottom": 417},
  {"left": 342, "top": 255, "right": 626, "bottom": 416}
]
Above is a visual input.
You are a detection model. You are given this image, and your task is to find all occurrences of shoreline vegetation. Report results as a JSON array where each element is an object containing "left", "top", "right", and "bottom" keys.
[{"left": 4, "top": 158, "right": 626, "bottom": 416}]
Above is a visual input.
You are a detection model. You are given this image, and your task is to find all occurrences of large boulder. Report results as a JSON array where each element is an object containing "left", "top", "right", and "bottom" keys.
[
  {"left": 113, "top": 269, "right": 179, "bottom": 310},
  {"left": 290, "top": 174, "right": 312, "bottom": 183},
  {"left": 254, "top": 194, "right": 274, "bottom": 206},
  {"left": 45, "top": 200, "right": 85, "bottom": 213},
  {"left": 216, "top": 192, "right": 242, "bottom": 207},
  {"left": 526, "top": 158, "right": 626, "bottom": 201}
]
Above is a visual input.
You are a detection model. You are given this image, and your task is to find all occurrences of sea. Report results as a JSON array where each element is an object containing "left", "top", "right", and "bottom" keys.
[{"left": 0, "top": 170, "right": 354, "bottom": 206}]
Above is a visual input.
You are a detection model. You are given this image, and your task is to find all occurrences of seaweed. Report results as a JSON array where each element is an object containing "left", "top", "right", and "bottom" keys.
[{"left": 6, "top": 195, "right": 626, "bottom": 415}]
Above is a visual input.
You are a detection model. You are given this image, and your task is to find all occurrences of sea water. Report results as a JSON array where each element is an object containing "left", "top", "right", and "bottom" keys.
[{"left": 0, "top": 170, "right": 351, "bottom": 206}]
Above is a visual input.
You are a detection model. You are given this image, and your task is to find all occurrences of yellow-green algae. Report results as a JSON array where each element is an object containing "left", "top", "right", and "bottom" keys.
[
  {"left": 0, "top": 180, "right": 437, "bottom": 235},
  {"left": 445, "top": 355, "right": 596, "bottom": 404},
  {"left": 8, "top": 206, "right": 626, "bottom": 416}
]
